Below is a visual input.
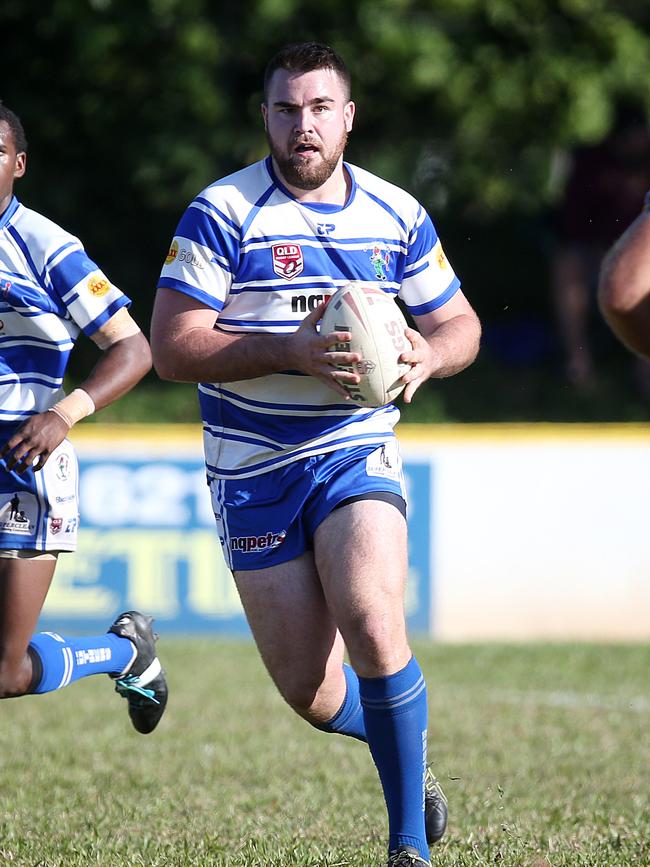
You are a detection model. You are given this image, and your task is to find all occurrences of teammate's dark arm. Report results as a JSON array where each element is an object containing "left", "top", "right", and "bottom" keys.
[
  {"left": 598, "top": 209, "right": 650, "bottom": 360},
  {"left": 79, "top": 329, "right": 152, "bottom": 411},
  {"left": 0, "top": 326, "right": 151, "bottom": 473}
]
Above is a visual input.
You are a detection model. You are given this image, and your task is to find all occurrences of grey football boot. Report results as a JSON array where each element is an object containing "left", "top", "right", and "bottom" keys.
[
  {"left": 424, "top": 766, "right": 448, "bottom": 845},
  {"left": 109, "top": 611, "right": 168, "bottom": 734},
  {"left": 387, "top": 847, "right": 431, "bottom": 866}
]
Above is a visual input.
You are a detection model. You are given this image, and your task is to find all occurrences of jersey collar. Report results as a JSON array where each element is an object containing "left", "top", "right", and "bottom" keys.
[
  {"left": 265, "top": 156, "right": 357, "bottom": 213},
  {"left": 0, "top": 196, "right": 20, "bottom": 230}
]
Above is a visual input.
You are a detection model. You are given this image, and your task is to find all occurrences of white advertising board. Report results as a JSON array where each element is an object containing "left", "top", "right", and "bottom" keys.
[
  {"left": 400, "top": 424, "right": 650, "bottom": 641},
  {"left": 43, "top": 423, "right": 650, "bottom": 641}
]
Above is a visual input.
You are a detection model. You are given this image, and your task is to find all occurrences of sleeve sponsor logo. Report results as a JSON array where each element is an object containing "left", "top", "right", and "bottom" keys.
[
  {"left": 177, "top": 248, "right": 204, "bottom": 269},
  {"left": 88, "top": 275, "right": 111, "bottom": 297},
  {"left": 165, "top": 239, "right": 179, "bottom": 266},
  {"left": 434, "top": 241, "right": 449, "bottom": 271}
]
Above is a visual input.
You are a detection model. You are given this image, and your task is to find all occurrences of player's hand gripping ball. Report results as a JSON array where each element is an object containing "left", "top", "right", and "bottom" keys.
[{"left": 320, "top": 282, "right": 411, "bottom": 406}]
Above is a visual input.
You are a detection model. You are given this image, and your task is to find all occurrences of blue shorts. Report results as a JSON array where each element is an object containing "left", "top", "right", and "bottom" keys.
[{"left": 209, "top": 441, "right": 407, "bottom": 571}]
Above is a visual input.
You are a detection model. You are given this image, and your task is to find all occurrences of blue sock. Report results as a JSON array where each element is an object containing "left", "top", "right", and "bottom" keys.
[
  {"left": 359, "top": 656, "right": 429, "bottom": 860},
  {"left": 315, "top": 663, "right": 367, "bottom": 741},
  {"left": 28, "top": 631, "right": 135, "bottom": 694}
]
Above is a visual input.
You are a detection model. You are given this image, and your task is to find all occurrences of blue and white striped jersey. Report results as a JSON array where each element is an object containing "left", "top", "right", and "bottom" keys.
[
  {"left": 0, "top": 197, "right": 130, "bottom": 422},
  {"left": 158, "top": 158, "right": 461, "bottom": 479}
]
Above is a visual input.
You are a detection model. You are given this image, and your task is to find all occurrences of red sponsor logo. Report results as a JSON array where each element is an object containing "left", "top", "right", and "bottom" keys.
[
  {"left": 50, "top": 517, "right": 63, "bottom": 534},
  {"left": 272, "top": 243, "right": 304, "bottom": 280}
]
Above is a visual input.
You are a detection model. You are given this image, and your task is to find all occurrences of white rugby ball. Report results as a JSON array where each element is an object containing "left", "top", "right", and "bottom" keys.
[{"left": 320, "top": 283, "right": 411, "bottom": 407}]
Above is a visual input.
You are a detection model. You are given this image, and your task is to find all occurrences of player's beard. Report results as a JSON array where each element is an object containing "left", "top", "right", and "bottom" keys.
[{"left": 268, "top": 129, "right": 348, "bottom": 191}]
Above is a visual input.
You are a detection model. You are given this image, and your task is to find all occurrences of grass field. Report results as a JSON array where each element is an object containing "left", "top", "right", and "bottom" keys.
[{"left": 0, "top": 640, "right": 648, "bottom": 866}]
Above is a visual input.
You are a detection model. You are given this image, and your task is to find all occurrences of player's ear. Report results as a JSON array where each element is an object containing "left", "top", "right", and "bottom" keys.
[
  {"left": 14, "top": 152, "right": 26, "bottom": 179},
  {"left": 261, "top": 102, "right": 269, "bottom": 132},
  {"left": 344, "top": 101, "right": 355, "bottom": 133}
]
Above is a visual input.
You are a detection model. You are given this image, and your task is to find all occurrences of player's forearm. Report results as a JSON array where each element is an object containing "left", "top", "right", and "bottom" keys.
[
  {"left": 598, "top": 212, "right": 650, "bottom": 359},
  {"left": 424, "top": 312, "right": 482, "bottom": 378},
  {"left": 152, "top": 326, "right": 294, "bottom": 383},
  {"left": 80, "top": 331, "right": 152, "bottom": 410}
]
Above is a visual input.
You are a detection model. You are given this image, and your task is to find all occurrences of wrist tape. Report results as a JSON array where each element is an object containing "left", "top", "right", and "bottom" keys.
[{"left": 47, "top": 388, "right": 96, "bottom": 428}]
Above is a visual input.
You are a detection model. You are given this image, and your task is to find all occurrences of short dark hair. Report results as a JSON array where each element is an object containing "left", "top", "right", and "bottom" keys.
[
  {"left": 263, "top": 42, "right": 351, "bottom": 102},
  {"left": 0, "top": 102, "right": 28, "bottom": 153}
]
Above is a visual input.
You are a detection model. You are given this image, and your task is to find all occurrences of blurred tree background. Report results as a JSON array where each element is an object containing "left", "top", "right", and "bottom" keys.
[{"left": 2, "top": 0, "right": 650, "bottom": 422}]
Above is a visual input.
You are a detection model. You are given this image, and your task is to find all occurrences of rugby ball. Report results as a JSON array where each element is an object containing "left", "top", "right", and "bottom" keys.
[{"left": 320, "top": 283, "right": 411, "bottom": 407}]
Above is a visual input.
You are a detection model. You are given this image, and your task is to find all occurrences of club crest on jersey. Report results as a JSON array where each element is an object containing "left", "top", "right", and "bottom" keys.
[
  {"left": 50, "top": 517, "right": 63, "bottom": 534},
  {"left": 55, "top": 454, "right": 70, "bottom": 481},
  {"left": 368, "top": 245, "right": 391, "bottom": 281},
  {"left": 272, "top": 243, "right": 304, "bottom": 280}
]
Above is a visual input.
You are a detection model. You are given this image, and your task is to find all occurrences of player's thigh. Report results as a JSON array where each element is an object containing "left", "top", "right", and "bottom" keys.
[
  {"left": 314, "top": 498, "right": 410, "bottom": 675},
  {"left": 0, "top": 557, "right": 56, "bottom": 664},
  {"left": 233, "top": 551, "right": 344, "bottom": 697}
]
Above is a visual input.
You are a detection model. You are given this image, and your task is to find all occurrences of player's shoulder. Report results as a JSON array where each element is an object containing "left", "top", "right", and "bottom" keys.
[
  {"left": 349, "top": 163, "right": 424, "bottom": 221},
  {"left": 9, "top": 202, "right": 82, "bottom": 260},
  {"left": 193, "top": 159, "right": 271, "bottom": 222}
]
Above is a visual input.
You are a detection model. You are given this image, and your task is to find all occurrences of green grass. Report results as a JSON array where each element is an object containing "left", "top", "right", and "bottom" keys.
[{"left": 1, "top": 641, "right": 648, "bottom": 866}]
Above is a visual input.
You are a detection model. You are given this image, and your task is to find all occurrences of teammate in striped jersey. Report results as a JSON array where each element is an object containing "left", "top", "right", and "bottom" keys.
[
  {"left": 152, "top": 43, "right": 481, "bottom": 865},
  {"left": 0, "top": 103, "right": 167, "bottom": 734}
]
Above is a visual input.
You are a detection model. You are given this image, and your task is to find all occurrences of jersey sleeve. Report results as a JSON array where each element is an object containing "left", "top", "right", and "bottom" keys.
[
  {"left": 157, "top": 195, "right": 240, "bottom": 312},
  {"left": 46, "top": 239, "right": 130, "bottom": 337},
  {"left": 398, "top": 207, "right": 461, "bottom": 315}
]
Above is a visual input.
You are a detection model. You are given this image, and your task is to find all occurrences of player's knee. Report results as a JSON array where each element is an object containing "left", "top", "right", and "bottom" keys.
[
  {"left": 279, "top": 674, "right": 326, "bottom": 720},
  {"left": 344, "top": 614, "right": 408, "bottom": 673}
]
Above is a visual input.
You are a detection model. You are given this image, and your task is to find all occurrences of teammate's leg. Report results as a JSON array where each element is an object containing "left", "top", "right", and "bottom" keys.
[
  {"left": 315, "top": 499, "right": 430, "bottom": 862},
  {"left": 0, "top": 557, "right": 136, "bottom": 698}
]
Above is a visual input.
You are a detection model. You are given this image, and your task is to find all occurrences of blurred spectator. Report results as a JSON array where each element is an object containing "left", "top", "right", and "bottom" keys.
[{"left": 550, "top": 107, "right": 650, "bottom": 393}]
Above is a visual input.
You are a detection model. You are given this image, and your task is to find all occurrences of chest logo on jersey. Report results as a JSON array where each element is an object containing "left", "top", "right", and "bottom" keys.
[
  {"left": 0, "top": 279, "right": 12, "bottom": 297},
  {"left": 272, "top": 243, "right": 304, "bottom": 280},
  {"left": 367, "top": 245, "right": 391, "bottom": 281}
]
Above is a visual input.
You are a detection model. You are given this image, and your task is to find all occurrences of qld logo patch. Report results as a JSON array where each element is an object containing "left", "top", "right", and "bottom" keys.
[{"left": 272, "top": 243, "right": 303, "bottom": 280}]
